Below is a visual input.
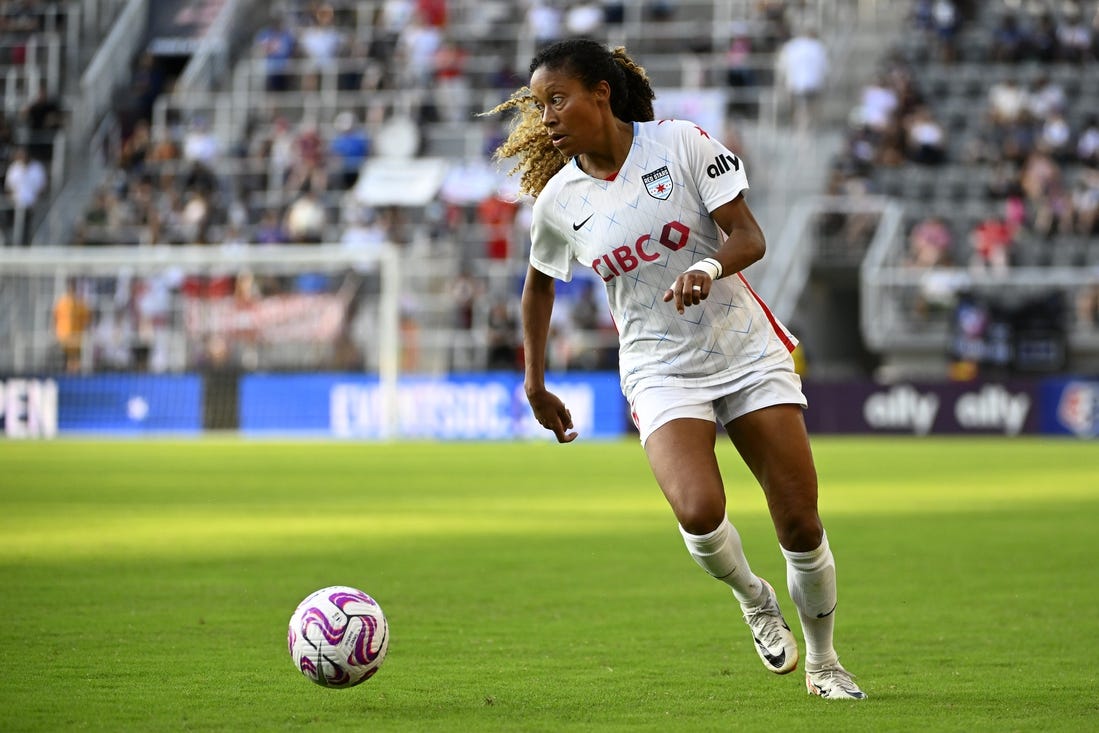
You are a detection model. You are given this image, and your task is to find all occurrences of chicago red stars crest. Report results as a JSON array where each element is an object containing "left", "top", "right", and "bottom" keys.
[{"left": 642, "top": 166, "right": 673, "bottom": 200}]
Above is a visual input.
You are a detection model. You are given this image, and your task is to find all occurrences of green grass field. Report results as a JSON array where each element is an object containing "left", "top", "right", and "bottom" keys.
[{"left": 1, "top": 437, "right": 1097, "bottom": 732}]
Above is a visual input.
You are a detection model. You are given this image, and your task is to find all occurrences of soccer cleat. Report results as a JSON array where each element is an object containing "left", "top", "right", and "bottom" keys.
[
  {"left": 742, "top": 579, "right": 799, "bottom": 675},
  {"left": 805, "top": 662, "right": 867, "bottom": 700}
]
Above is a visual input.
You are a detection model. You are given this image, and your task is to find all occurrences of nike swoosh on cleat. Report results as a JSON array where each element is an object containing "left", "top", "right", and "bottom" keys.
[
  {"left": 754, "top": 639, "right": 786, "bottom": 668},
  {"left": 572, "top": 214, "right": 594, "bottom": 231},
  {"left": 816, "top": 603, "right": 837, "bottom": 619}
]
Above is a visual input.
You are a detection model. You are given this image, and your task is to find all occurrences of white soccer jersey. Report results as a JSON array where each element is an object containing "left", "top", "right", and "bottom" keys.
[{"left": 529, "top": 119, "right": 796, "bottom": 403}]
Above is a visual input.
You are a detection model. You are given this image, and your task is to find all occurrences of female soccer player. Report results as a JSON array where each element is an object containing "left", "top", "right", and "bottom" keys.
[{"left": 486, "top": 39, "right": 866, "bottom": 700}]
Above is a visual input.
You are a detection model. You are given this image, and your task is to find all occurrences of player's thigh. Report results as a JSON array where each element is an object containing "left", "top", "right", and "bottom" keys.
[
  {"left": 723, "top": 404, "right": 821, "bottom": 549},
  {"left": 644, "top": 417, "right": 726, "bottom": 534}
]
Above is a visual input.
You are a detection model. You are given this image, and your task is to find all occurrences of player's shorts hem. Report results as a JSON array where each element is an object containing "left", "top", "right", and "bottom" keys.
[{"left": 629, "top": 360, "right": 806, "bottom": 446}]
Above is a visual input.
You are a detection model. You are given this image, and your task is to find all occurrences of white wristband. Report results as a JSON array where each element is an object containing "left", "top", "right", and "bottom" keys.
[{"left": 687, "top": 257, "right": 723, "bottom": 281}]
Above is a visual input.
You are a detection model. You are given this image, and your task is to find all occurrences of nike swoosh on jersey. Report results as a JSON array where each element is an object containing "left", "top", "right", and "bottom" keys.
[{"left": 572, "top": 213, "right": 594, "bottom": 231}]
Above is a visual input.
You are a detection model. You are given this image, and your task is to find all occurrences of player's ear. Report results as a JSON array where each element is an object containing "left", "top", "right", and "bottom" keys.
[{"left": 591, "top": 78, "right": 612, "bottom": 104}]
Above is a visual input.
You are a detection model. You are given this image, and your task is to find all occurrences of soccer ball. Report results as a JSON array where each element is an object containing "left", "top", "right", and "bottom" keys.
[{"left": 287, "top": 585, "right": 389, "bottom": 688}]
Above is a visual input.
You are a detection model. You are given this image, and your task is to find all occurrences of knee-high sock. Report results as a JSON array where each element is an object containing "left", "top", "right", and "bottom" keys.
[
  {"left": 782, "top": 531, "right": 839, "bottom": 667},
  {"left": 679, "top": 517, "right": 764, "bottom": 606}
]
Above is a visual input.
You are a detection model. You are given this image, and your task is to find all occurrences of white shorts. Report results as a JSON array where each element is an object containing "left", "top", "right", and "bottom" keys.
[{"left": 629, "top": 360, "right": 807, "bottom": 446}]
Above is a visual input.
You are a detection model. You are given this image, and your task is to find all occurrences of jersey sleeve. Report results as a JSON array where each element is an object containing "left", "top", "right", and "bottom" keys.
[
  {"left": 677, "top": 120, "right": 749, "bottom": 213},
  {"left": 529, "top": 191, "right": 575, "bottom": 282}
]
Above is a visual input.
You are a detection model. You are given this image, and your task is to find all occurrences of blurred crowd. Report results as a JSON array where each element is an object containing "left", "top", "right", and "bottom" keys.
[
  {"left": 823, "top": 0, "right": 1099, "bottom": 318},
  {"left": 0, "top": 1, "right": 66, "bottom": 245},
  {"left": 40, "top": 0, "right": 823, "bottom": 374}
]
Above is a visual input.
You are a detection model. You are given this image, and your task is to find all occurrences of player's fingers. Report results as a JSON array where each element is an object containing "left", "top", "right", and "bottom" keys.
[{"left": 667, "top": 277, "right": 686, "bottom": 313}]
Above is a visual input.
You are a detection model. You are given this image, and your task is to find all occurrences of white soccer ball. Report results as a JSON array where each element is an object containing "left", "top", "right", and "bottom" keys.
[{"left": 288, "top": 585, "right": 389, "bottom": 688}]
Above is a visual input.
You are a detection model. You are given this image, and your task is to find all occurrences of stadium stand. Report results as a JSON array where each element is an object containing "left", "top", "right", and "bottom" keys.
[
  {"left": 841, "top": 0, "right": 1099, "bottom": 378},
  {"left": 3, "top": 0, "right": 883, "bottom": 378},
  {"left": 10, "top": 0, "right": 1094, "bottom": 385}
]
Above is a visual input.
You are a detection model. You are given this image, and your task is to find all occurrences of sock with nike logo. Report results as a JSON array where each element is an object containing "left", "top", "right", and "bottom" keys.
[
  {"left": 782, "top": 531, "right": 839, "bottom": 668},
  {"left": 679, "top": 517, "right": 763, "bottom": 605}
]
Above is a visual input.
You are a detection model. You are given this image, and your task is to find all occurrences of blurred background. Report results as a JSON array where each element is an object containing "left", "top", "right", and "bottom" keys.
[{"left": 0, "top": 0, "right": 1096, "bottom": 440}]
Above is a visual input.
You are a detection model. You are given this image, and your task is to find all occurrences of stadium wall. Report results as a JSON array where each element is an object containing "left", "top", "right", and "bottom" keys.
[{"left": 1, "top": 374, "right": 1097, "bottom": 440}]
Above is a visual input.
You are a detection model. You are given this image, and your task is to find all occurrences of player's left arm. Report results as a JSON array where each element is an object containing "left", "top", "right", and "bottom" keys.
[
  {"left": 664, "top": 123, "right": 764, "bottom": 312},
  {"left": 664, "top": 194, "right": 765, "bottom": 313}
]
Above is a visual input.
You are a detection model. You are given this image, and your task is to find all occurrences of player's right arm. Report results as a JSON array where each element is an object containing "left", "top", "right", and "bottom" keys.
[{"left": 522, "top": 265, "right": 577, "bottom": 443}]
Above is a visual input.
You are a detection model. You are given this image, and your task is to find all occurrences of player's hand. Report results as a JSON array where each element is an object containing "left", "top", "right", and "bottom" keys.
[
  {"left": 526, "top": 388, "right": 578, "bottom": 443},
  {"left": 663, "top": 270, "right": 712, "bottom": 314}
]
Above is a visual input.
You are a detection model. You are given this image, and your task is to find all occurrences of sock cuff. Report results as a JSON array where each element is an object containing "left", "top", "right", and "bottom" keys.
[
  {"left": 781, "top": 530, "right": 831, "bottom": 569},
  {"left": 678, "top": 516, "right": 731, "bottom": 551}
]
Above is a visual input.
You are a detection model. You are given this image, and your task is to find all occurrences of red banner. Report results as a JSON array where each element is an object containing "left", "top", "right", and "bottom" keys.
[{"left": 183, "top": 294, "right": 345, "bottom": 343}]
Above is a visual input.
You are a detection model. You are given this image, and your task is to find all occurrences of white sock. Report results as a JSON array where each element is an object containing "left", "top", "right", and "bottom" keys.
[
  {"left": 679, "top": 517, "right": 764, "bottom": 606},
  {"left": 782, "top": 531, "right": 839, "bottom": 668}
]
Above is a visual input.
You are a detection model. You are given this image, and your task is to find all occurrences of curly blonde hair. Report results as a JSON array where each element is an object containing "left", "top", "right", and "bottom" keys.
[{"left": 482, "top": 41, "right": 655, "bottom": 198}]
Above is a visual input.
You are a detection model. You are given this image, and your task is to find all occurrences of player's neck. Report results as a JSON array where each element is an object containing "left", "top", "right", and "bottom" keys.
[{"left": 576, "top": 119, "right": 634, "bottom": 180}]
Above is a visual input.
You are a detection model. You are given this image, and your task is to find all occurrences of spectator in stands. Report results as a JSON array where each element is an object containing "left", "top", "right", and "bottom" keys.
[
  {"left": 969, "top": 216, "right": 1014, "bottom": 274},
  {"left": 906, "top": 215, "right": 953, "bottom": 268},
  {"left": 254, "top": 14, "right": 297, "bottom": 92},
  {"left": 1021, "top": 149, "right": 1073, "bottom": 237},
  {"left": 567, "top": 278, "right": 616, "bottom": 370},
  {"left": 485, "top": 296, "right": 520, "bottom": 370},
  {"left": 329, "top": 112, "right": 371, "bottom": 189},
  {"left": 724, "top": 22, "right": 756, "bottom": 87},
  {"left": 53, "top": 278, "right": 91, "bottom": 372},
  {"left": 478, "top": 188, "right": 519, "bottom": 260},
  {"left": 299, "top": 2, "right": 345, "bottom": 91},
  {"left": 988, "top": 76, "right": 1027, "bottom": 126},
  {"left": 92, "top": 308, "right": 135, "bottom": 371},
  {"left": 285, "top": 122, "right": 328, "bottom": 194},
  {"left": 127, "top": 52, "right": 166, "bottom": 127},
  {"left": 254, "top": 208, "right": 289, "bottom": 245},
  {"left": 119, "top": 119, "right": 152, "bottom": 174},
  {"left": 929, "top": 0, "right": 960, "bottom": 62},
  {"left": 284, "top": 191, "right": 327, "bottom": 244},
  {"left": 182, "top": 117, "right": 220, "bottom": 168},
  {"left": 1077, "top": 114, "right": 1099, "bottom": 166},
  {"left": 775, "top": 27, "right": 829, "bottom": 130},
  {"left": 565, "top": 1, "right": 604, "bottom": 37},
  {"left": 527, "top": 1, "right": 563, "bottom": 50},
  {"left": 178, "top": 189, "right": 213, "bottom": 244},
  {"left": 990, "top": 12, "right": 1027, "bottom": 62},
  {"left": 1027, "top": 10, "right": 1061, "bottom": 62},
  {"left": 433, "top": 38, "right": 472, "bottom": 123},
  {"left": 1037, "top": 108, "right": 1073, "bottom": 162},
  {"left": 1026, "top": 74, "right": 1066, "bottom": 122},
  {"left": 1070, "top": 165, "right": 1099, "bottom": 235},
  {"left": 1057, "top": 3, "right": 1093, "bottom": 63},
  {"left": 397, "top": 9, "right": 443, "bottom": 89},
  {"left": 340, "top": 204, "right": 388, "bottom": 262},
  {"left": 4, "top": 146, "right": 46, "bottom": 246},
  {"left": 1077, "top": 269, "right": 1099, "bottom": 329},
  {"left": 757, "top": 0, "right": 792, "bottom": 50},
  {"left": 904, "top": 105, "right": 947, "bottom": 165},
  {"left": 20, "top": 82, "right": 62, "bottom": 162},
  {"left": 857, "top": 73, "right": 899, "bottom": 134}
]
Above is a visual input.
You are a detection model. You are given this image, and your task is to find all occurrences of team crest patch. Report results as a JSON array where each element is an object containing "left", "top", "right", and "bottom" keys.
[{"left": 642, "top": 166, "right": 673, "bottom": 200}]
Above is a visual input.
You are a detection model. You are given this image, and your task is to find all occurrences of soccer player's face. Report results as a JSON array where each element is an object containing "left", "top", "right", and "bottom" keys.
[{"left": 529, "top": 66, "right": 607, "bottom": 158}]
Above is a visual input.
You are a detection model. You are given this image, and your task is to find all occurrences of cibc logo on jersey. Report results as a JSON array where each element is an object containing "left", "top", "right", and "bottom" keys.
[{"left": 591, "top": 220, "right": 692, "bottom": 282}]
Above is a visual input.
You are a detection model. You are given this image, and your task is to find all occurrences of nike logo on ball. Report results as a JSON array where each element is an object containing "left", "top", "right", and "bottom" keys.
[{"left": 572, "top": 214, "right": 594, "bottom": 231}]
